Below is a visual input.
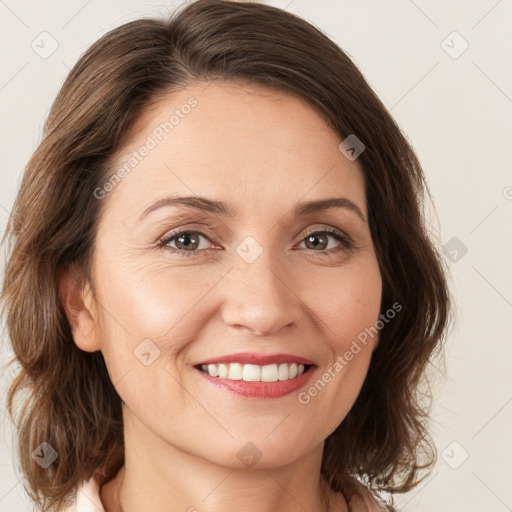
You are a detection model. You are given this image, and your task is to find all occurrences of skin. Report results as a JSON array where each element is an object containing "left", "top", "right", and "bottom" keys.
[{"left": 59, "top": 80, "right": 383, "bottom": 512}]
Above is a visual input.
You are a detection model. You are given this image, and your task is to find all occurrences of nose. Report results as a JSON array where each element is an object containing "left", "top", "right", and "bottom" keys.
[{"left": 220, "top": 252, "right": 304, "bottom": 337}]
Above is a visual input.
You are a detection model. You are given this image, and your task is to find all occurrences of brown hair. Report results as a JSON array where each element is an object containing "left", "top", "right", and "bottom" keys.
[{"left": 1, "top": 1, "right": 452, "bottom": 510}]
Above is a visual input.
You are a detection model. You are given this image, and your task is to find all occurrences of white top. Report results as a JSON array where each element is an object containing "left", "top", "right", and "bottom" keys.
[{"left": 65, "top": 477, "right": 105, "bottom": 512}]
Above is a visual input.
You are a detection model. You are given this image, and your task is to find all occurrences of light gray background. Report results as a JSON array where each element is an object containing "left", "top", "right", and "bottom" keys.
[{"left": 1, "top": 1, "right": 511, "bottom": 511}]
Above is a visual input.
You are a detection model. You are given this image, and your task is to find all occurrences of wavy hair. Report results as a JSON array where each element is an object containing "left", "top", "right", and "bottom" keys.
[{"left": 1, "top": 1, "right": 452, "bottom": 510}]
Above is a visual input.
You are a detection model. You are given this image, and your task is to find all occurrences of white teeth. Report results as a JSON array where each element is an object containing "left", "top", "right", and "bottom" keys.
[
  {"left": 242, "top": 364, "right": 261, "bottom": 381},
  {"left": 227, "top": 363, "right": 243, "bottom": 380},
  {"left": 218, "top": 363, "right": 229, "bottom": 378},
  {"left": 199, "top": 362, "right": 309, "bottom": 382},
  {"left": 261, "top": 364, "right": 278, "bottom": 382},
  {"left": 278, "top": 363, "right": 289, "bottom": 380},
  {"left": 207, "top": 364, "right": 218, "bottom": 377}
]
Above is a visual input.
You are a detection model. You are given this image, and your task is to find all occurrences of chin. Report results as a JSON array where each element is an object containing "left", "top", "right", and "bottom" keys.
[{"left": 194, "top": 430, "right": 320, "bottom": 470}]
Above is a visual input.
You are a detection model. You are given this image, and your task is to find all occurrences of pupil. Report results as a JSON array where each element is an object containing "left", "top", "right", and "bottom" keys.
[
  {"left": 307, "top": 234, "right": 326, "bottom": 250},
  {"left": 178, "top": 232, "right": 198, "bottom": 250}
]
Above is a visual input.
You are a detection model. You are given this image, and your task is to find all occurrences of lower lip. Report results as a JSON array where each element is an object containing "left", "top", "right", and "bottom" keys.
[{"left": 195, "top": 366, "right": 315, "bottom": 398}]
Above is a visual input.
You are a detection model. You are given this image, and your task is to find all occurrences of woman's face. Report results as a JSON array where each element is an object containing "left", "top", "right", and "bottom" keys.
[{"left": 82, "top": 80, "right": 382, "bottom": 468}]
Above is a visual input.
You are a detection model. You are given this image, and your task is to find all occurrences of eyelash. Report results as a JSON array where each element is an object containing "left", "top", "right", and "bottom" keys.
[{"left": 156, "top": 226, "right": 354, "bottom": 259}]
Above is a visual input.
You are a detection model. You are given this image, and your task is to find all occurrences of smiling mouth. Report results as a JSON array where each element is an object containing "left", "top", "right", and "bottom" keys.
[{"left": 195, "top": 362, "right": 313, "bottom": 382}]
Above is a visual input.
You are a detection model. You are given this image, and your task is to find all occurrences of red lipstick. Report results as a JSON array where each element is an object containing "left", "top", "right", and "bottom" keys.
[
  {"left": 193, "top": 352, "right": 316, "bottom": 399},
  {"left": 196, "top": 367, "right": 314, "bottom": 398}
]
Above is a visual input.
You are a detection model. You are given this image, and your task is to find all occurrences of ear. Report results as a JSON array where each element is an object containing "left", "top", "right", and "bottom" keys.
[{"left": 57, "top": 265, "right": 101, "bottom": 352}]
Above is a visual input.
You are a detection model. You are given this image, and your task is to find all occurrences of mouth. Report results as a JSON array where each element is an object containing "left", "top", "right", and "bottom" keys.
[
  {"left": 192, "top": 353, "right": 316, "bottom": 398},
  {"left": 195, "top": 362, "right": 313, "bottom": 382}
]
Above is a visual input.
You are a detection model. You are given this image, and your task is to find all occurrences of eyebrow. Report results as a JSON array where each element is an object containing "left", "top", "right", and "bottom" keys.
[{"left": 138, "top": 195, "right": 367, "bottom": 223}]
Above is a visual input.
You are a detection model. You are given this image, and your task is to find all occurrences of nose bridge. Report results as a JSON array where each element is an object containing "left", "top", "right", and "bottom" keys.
[{"left": 221, "top": 241, "right": 301, "bottom": 336}]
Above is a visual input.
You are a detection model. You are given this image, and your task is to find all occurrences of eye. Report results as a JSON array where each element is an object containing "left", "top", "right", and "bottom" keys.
[
  {"left": 298, "top": 228, "right": 353, "bottom": 255},
  {"left": 157, "top": 227, "right": 354, "bottom": 258},
  {"left": 157, "top": 230, "right": 214, "bottom": 257}
]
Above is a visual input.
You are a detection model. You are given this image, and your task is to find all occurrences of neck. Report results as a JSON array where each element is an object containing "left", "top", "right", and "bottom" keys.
[{"left": 101, "top": 409, "right": 346, "bottom": 512}]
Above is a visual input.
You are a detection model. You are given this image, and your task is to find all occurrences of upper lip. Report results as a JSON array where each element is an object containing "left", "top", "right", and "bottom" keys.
[{"left": 195, "top": 352, "right": 315, "bottom": 367}]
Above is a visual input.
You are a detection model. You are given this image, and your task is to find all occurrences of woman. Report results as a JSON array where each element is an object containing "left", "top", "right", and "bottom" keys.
[{"left": 1, "top": 1, "right": 452, "bottom": 511}]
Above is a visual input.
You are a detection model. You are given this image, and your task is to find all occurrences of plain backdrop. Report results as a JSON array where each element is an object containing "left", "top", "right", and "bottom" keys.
[{"left": 1, "top": 1, "right": 511, "bottom": 511}]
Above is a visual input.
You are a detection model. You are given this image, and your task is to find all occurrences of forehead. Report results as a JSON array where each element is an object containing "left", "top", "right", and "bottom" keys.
[{"left": 104, "top": 80, "right": 367, "bottom": 221}]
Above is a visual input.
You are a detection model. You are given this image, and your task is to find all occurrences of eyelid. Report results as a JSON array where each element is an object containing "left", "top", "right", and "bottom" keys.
[
  {"left": 300, "top": 224, "right": 353, "bottom": 243},
  {"left": 157, "top": 222, "right": 351, "bottom": 244},
  {"left": 156, "top": 226, "right": 218, "bottom": 251},
  {"left": 157, "top": 223, "right": 355, "bottom": 256},
  {"left": 157, "top": 222, "right": 221, "bottom": 244}
]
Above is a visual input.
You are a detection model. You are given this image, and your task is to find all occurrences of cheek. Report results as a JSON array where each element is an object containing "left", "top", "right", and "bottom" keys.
[
  {"left": 94, "top": 255, "right": 223, "bottom": 364},
  {"left": 293, "top": 257, "right": 382, "bottom": 431},
  {"left": 301, "top": 256, "right": 383, "bottom": 353}
]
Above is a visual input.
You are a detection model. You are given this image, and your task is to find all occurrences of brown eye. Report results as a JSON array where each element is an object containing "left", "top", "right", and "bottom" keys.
[
  {"left": 299, "top": 229, "right": 353, "bottom": 254},
  {"left": 157, "top": 227, "right": 353, "bottom": 258},
  {"left": 158, "top": 230, "right": 213, "bottom": 257}
]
